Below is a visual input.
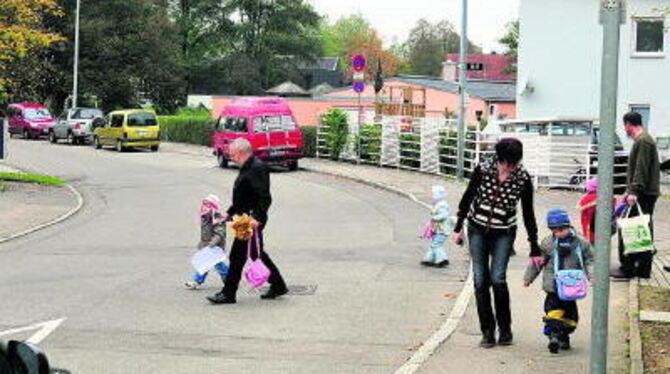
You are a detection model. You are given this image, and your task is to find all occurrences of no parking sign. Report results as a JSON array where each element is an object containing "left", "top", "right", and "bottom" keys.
[{"left": 352, "top": 54, "right": 366, "bottom": 93}]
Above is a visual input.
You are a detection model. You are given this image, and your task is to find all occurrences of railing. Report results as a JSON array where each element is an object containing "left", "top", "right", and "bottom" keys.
[{"left": 316, "top": 116, "right": 628, "bottom": 191}]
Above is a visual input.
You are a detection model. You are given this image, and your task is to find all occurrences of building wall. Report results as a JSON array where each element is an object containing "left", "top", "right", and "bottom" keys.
[{"left": 518, "top": 0, "right": 670, "bottom": 141}]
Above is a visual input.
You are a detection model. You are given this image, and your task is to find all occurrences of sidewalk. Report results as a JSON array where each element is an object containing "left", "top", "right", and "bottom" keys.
[{"left": 162, "top": 143, "right": 662, "bottom": 373}]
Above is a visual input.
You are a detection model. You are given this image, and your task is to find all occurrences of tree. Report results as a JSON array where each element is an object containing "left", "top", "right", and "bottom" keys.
[
  {"left": 406, "top": 19, "right": 481, "bottom": 77},
  {"left": 320, "top": 14, "right": 402, "bottom": 80},
  {"left": 498, "top": 20, "right": 519, "bottom": 74},
  {"left": 0, "top": 0, "right": 64, "bottom": 100}
]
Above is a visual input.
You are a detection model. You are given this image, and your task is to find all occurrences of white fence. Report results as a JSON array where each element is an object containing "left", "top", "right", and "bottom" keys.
[{"left": 316, "top": 116, "right": 627, "bottom": 191}]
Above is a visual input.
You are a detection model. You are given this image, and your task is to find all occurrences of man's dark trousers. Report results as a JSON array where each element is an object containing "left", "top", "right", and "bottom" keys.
[
  {"left": 618, "top": 195, "right": 657, "bottom": 278},
  {"left": 222, "top": 228, "right": 287, "bottom": 299}
]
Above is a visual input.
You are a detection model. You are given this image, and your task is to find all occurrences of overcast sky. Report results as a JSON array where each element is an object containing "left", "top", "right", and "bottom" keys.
[{"left": 308, "top": 0, "right": 520, "bottom": 52}]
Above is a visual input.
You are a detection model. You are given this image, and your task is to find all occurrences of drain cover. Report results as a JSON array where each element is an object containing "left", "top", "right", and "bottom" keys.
[{"left": 249, "top": 284, "right": 317, "bottom": 296}]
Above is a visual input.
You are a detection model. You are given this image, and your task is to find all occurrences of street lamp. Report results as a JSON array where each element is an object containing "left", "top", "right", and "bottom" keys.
[{"left": 72, "top": 0, "right": 80, "bottom": 109}]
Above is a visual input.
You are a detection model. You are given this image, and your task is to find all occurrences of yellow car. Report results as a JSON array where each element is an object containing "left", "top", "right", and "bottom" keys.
[{"left": 93, "top": 110, "right": 160, "bottom": 152}]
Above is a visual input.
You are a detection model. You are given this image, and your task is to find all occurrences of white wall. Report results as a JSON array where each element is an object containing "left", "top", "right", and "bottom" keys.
[
  {"left": 186, "top": 95, "right": 213, "bottom": 110},
  {"left": 518, "top": 0, "right": 670, "bottom": 142}
]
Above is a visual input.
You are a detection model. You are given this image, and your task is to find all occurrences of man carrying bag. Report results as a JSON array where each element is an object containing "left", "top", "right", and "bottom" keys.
[{"left": 612, "top": 112, "right": 660, "bottom": 280}]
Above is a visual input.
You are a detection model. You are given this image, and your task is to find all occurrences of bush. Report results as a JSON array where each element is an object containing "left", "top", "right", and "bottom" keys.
[
  {"left": 357, "top": 124, "right": 382, "bottom": 163},
  {"left": 399, "top": 133, "right": 421, "bottom": 169},
  {"left": 159, "top": 115, "right": 215, "bottom": 146},
  {"left": 322, "top": 109, "right": 349, "bottom": 160},
  {"left": 301, "top": 126, "right": 317, "bottom": 157}
]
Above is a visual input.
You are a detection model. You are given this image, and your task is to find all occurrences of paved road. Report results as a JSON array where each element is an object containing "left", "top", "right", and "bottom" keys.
[{"left": 0, "top": 139, "right": 466, "bottom": 373}]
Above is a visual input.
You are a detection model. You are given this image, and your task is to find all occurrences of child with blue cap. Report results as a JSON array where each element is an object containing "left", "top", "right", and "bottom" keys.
[
  {"left": 420, "top": 185, "right": 452, "bottom": 268},
  {"left": 523, "top": 208, "right": 594, "bottom": 354}
]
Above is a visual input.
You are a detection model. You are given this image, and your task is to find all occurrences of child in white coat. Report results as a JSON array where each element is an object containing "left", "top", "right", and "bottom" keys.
[{"left": 421, "top": 185, "right": 452, "bottom": 268}]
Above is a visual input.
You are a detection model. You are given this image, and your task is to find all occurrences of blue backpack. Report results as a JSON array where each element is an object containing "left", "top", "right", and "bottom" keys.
[{"left": 553, "top": 239, "right": 588, "bottom": 301}]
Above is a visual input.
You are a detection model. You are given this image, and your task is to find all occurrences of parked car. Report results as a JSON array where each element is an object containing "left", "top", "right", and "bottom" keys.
[
  {"left": 212, "top": 97, "right": 303, "bottom": 170},
  {"left": 93, "top": 109, "right": 160, "bottom": 152},
  {"left": 49, "top": 107, "right": 104, "bottom": 145},
  {"left": 488, "top": 117, "right": 628, "bottom": 192},
  {"left": 6, "top": 103, "right": 56, "bottom": 139}
]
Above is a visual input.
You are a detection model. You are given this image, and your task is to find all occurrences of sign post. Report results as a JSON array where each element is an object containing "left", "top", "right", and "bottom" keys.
[
  {"left": 0, "top": 117, "right": 7, "bottom": 160},
  {"left": 352, "top": 54, "right": 367, "bottom": 164}
]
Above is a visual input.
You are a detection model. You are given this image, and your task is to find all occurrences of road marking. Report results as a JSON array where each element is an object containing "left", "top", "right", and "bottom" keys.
[{"left": 0, "top": 318, "right": 66, "bottom": 344}]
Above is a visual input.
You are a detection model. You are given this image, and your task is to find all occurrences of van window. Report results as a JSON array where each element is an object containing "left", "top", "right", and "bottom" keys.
[
  {"left": 128, "top": 113, "right": 157, "bottom": 126},
  {"left": 220, "top": 117, "right": 248, "bottom": 133},
  {"left": 111, "top": 115, "right": 124, "bottom": 128},
  {"left": 24, "top": 108, "right": 52, "bottom": 120},
  {"left": 253, "top": 115, "right": 295, "bottom": 133},
  {"left": 73, "top": 109, "right": 103, "bottom": 120}
]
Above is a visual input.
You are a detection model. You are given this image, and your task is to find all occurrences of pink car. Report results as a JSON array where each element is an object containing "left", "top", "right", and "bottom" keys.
[
  {"left": 7, "top": 103, "right": 56, "bottom": 139},
  {"left": 212, "top": 97, "right": 303, "bottom": 170}
]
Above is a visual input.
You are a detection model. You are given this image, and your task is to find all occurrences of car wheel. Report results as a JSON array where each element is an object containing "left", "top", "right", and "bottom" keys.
[
  {"left": 48, "top": 131, "right": 57, "bottom": 144},
  {"left": 150, "top": 145, "right": 159, "bottom": 152},
  {"left": 116, "top": 140, "right": 125, "bottom": 152},
  {"left": 94, "top": 136, "right": 102, "bottom": 149},
  {"left": 217, "top": 152, "right": 228, "bottom": 168},
  {"left": 288, "top": 160, "right": 298, "bottom": 171},
  {"left": 67, "top": 132, "right": 75, "bottom": 145},
  {"left": 23, "top": 129, "right": 30, "bottom": 140}
]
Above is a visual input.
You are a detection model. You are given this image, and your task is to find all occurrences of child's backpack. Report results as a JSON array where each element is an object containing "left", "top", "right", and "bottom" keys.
[{"left": 553, "top": 239, "right": 588, "bottom": 301}]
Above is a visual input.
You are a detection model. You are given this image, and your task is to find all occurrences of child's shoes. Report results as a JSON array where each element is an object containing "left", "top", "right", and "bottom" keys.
[{"left": 184, "top": 281, "right": 202, "bottom": 290}]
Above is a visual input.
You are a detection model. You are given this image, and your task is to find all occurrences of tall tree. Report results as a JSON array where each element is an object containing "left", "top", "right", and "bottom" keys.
[
  {"left": 0, "top": 0, "right": 64, "bottom": 100},
  {"left": 320, "top": 14, "right": 401, "bottom": 80},
  {"left": 498, "top": 20, "right": 519, "bottom": 74},
  {"left": 406, "top": 19, "right": 481, "bottom": 77}
]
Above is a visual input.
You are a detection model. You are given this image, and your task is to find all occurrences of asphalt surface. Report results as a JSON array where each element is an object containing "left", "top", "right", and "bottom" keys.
[{"left": 0, "top": 139, "right": 465, "bottom": 373}]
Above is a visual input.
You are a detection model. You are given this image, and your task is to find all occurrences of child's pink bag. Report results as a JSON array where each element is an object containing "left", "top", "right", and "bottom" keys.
[
  {"left": 419, "top": 221, "right": 435, "bottom": 240},
  {"left": 245, "top": 231, "right": 271, "bottom": 288}
]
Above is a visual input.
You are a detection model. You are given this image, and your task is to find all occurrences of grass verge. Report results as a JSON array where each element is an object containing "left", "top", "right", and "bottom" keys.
[
  {"left": 639, "top": 286, "right": 670, "bottom": 312},
  {"left": 0, "top": 172, "right": 66, "bottom": 186}
]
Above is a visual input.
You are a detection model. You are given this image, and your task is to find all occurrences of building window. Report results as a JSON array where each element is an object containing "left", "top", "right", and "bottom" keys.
[
  {"left": 630, "top": 104, "right": 651, "bottom": 129},
  {"left": 633, "top": 18, "right": 664, "bottom": 56}
]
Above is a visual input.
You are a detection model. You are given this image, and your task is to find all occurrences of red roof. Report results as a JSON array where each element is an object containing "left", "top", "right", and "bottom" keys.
[{"left": 445, "top": 54, "right": 516, "bottom": 81}]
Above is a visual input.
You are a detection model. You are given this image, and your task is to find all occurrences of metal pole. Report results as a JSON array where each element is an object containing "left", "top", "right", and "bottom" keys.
[
  {"left": 72, "top": 0, "right": 81, "bottom": 108},
  {"left": 591, "top": 1, "right": 623, "bottom": 373},
  {"left": 456, "top": 0, "right": 468, "bottom": 181}
]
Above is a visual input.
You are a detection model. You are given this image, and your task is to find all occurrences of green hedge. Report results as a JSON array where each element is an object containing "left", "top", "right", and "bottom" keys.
[
  {"left": 159, "top": 115, "right": 215, "bottom": 146},
  {"left": 358, "top": 124, "right": 382, "bottom": 163},
  {"left": 301, "top": 126, "right": 317, "bottom": 157}
]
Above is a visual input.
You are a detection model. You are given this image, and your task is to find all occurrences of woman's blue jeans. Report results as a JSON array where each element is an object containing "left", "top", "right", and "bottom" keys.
[{"left": 467, "top": 224, "right": 515, "bottom": 334}]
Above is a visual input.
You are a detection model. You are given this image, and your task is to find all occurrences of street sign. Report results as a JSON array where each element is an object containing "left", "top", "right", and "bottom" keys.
[
  {"left": 353, "top": 81, "right": 365, "bottom": 93},
  {"left": 353, "top": 72, "right": 365, "bottom": 81},
  {"left": 352, "top": 54, "right": 367, "bottom": 72}
]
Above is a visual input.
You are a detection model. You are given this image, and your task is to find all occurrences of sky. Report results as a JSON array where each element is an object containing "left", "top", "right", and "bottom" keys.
[{"left": 308, "top": 0, "right": 520, "bottom": 53}]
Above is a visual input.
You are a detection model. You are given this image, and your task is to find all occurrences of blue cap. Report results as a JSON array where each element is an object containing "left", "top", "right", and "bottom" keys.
[{"left": 546, "top": 209, "right": 571, "bottom": 228}]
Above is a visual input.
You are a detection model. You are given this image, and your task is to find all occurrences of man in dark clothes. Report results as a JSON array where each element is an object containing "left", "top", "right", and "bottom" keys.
[
  {"left": 611, "top": 112, "right": 661, "bottom": 279},
  {"left": 207, "top": 138, "right": 288, "bottom": 304}
]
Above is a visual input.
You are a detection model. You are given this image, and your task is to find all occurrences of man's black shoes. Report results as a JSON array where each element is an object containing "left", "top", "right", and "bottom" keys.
[
  {"left": 480, "top": 330, "right": 496, "bottom": 348},
  {"left": 260, "top": 287, "right": 289, "bottom": 300},
  {"left": 498, "top": 329, "right": 513, "bottom": 346},
  {"left": 206, "top": 292, "right": 236, "bottom": 304}
]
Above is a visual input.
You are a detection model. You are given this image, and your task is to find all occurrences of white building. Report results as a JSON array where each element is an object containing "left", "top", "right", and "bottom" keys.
[{"left": 517, "top": 0, "right": 670, "bottom": 141}]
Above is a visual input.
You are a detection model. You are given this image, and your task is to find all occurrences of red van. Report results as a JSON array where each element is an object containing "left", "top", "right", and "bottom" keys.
[
  {"left": 7, "top": 103, "right": 56, "bottom": 139},
  {"left": 212, "top": 97, "right": 303, "bottom": 170}
]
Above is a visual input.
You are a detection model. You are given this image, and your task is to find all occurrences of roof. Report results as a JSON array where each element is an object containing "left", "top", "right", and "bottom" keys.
[
  {"left": 445, "top": 53, "right": 516, "bottom": 81},
  {"left": 308, "top": 83, "right": 334, "bottom": 96},
  {"left": 266, "top": 81, "right": 309, "bottom": 96},
  {"left": 498, "top": 117, "right": 598, "bottom": 125},
  {"left": 108, "top": 109, "right": 156, "bottom": 115},
  {"left": 9, "top": 102, "right": 48, "bottom": 109},
  {"left": 297, "top": 57, "right": 339, "bottom": 71},
  {"left": 393, "top": 75, "right": 517, "bottom": 102}
]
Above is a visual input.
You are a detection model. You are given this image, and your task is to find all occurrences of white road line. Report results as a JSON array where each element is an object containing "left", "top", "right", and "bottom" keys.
[{"left": 0, "top": 318, "right": 66, "bottom": 344}]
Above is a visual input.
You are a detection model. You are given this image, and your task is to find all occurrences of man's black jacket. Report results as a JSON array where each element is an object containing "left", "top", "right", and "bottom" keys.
[{"left": 226, "top": 157, "right": 272, "bottom": 226}]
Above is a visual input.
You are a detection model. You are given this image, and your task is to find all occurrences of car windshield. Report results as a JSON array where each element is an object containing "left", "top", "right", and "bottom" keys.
[
  {"left": 73, "top": 109, "right": 103, "bottom": 119},
  {"left": 220, "top": 117, "right": 248, "bottom": 133},
  {"left": 23, "top": 108, "right": 52, "bottom": 120},
  {"left": 127, "top": 113, "right": 157, "bottom": 127}
]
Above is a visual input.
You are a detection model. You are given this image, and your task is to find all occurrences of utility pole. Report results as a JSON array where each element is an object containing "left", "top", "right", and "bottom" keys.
[
  {"left": 72, "top": 0, "right": 81, "bottom": 109},
  {"left": 456, "top": 0, "right": 468, "bottom": 181},
  {"left": 591, "top": 1, "right": 624, "bottom": 373}
]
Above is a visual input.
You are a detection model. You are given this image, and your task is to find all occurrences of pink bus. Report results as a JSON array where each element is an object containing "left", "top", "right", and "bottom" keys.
[
  {"left": 7, "top": 103, "right": 56, "bottom": 139},
  {"left": 212, "top": 97, "right": 303, "bottom": 170}
]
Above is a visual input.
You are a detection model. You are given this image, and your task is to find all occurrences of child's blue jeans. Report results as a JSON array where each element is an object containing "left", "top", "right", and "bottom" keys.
[
  {"left": 424, "top": 234, "right": 449, "bottom": 263},
  {"left": 193, "top": 262, "right": 229, "bottom": 284}
]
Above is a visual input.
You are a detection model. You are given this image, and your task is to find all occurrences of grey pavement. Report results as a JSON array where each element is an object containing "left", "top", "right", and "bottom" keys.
[{"left": 0, "top": 139, "right": 467, "bottom": 373}]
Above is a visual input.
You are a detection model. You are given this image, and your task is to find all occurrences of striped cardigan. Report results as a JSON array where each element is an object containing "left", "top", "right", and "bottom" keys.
[{"left": 454, "top": 157, "right": 539, "bottom": 246}]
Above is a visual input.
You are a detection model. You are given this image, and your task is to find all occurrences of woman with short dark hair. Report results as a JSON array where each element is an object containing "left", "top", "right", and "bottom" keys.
[{"left": 452, "top": 138, "right": 540, "bottom": 348}]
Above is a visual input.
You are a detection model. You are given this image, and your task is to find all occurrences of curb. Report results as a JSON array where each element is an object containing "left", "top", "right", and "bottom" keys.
[
  {"left": 0, "top": 167, "right": 85, "bottom": 246},
  {"left": 303, "top": 165, "right": 474, "bottom": 374},
  {"left": 629, "top": 278, "right": 644, "bottom": 374}
]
